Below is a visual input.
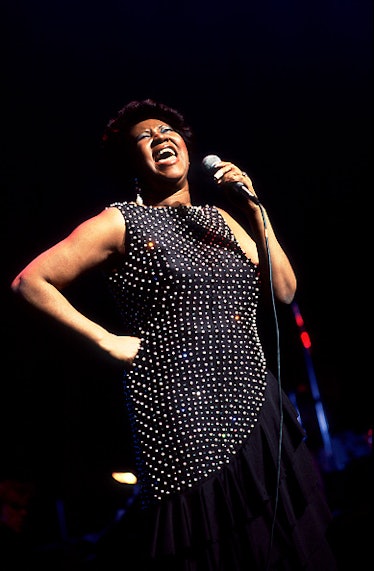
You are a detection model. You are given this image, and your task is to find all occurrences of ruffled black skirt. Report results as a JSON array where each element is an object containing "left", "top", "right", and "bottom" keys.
[{"left": 94, "top": 371, "right": 337, "bottom": 570}]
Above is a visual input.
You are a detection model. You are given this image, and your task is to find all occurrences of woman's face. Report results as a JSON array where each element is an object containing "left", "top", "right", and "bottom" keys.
[{"left": 129, "top": 118, "right": 190, "bottom": 187}]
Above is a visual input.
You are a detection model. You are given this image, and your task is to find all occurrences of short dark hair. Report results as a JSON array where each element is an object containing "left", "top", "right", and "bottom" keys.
[{"left": 101, "top": 98, "right": 193, "bottom": 181}]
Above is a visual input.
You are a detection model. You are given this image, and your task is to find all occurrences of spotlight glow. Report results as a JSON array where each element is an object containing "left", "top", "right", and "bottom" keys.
[{"left": 111, "top": 472, "right": 137, "bottom": 485}]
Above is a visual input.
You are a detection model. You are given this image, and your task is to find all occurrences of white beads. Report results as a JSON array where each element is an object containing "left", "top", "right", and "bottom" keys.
[{"left": 106, "top": 203, "right": 267, "bottom": 505}]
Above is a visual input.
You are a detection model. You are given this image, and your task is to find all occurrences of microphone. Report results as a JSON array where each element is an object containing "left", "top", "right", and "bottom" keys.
[{"left": 202, "top": 154, "right": 260, "bottom": 205}]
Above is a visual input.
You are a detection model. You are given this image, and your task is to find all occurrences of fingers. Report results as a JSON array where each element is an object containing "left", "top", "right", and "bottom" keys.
[{"left": 213, "top": 162, "right": 253, "bottom": 187}]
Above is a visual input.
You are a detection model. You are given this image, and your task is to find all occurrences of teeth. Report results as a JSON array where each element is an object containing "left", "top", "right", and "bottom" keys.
[{"left": 156, "top": 147, "right": 176, "bottom": 160}]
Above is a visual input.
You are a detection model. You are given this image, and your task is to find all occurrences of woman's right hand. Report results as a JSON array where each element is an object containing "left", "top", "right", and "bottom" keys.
[{"left": 99, "top": 333, "right": 142, "bottom": 365}]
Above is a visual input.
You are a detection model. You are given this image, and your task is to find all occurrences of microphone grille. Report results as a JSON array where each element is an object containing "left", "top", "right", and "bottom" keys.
[{"left": 202, "top": 154, "right": 221, "bottom": 172}]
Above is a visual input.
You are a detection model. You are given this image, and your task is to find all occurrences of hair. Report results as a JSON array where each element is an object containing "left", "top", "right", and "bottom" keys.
[{"left": 101, "top": 98, "right": 193, "bottom": 182}]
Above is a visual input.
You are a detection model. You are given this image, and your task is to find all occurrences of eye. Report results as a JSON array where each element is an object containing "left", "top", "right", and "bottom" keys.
[
  {"left": 159, "top": 125, "right": 174, "bottom": 134},
  {"left": 135, "top": 131, "right": 151, "bottom": 142}
]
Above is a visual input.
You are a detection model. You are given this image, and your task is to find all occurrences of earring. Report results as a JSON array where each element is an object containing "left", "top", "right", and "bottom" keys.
[{"left": 134, "top": 177, "right": 143, "bottom": 206}]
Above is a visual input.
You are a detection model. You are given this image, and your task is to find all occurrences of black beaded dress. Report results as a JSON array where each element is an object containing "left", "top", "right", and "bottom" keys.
[{"left": 99, "top": 202, "right": 337, "bottom": 570}]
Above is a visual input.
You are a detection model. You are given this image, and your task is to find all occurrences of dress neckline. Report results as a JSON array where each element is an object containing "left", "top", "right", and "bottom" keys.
[{"left": 129, "top": 201, "right": 204, "bottom": 211}]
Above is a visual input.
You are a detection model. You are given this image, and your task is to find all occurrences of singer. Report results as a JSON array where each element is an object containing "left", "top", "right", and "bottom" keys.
[{"left": 10, "top": 99, "right": 337, "bottom": 570}]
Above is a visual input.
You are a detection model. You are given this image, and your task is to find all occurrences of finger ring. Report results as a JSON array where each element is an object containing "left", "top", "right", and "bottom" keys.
[{"left": 241, "top": 171, "right": 247, "bottom": 177}]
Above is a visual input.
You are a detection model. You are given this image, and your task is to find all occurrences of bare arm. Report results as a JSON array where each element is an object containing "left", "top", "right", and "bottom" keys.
[
  {"left": 214, "top": 163, "right": 297, "bottom": 304},
  {"left": 243, "top": 204, "right": 297, "bottom": 304},
  {"left": 11, "top": 206, "right": 141, "bottom": 363}
]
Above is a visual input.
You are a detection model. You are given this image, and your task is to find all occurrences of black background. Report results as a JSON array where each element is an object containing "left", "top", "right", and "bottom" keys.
[{"left": 2, "top": 0, "right": 372, "bottom": 554}]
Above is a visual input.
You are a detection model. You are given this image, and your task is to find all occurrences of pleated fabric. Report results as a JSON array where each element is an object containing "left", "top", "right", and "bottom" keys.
[{"left": 94, "top": 372, "right": 337, "bottom": 570}]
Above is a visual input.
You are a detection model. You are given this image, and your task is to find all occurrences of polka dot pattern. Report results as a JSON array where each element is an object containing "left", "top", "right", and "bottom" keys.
[{"left": 105, "top": 203, "right": 267, "bottom": 505}]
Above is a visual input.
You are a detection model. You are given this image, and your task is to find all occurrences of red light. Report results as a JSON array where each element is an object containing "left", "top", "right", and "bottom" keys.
[
  {"left": 300, "top": 331, "right": 312, "bottom": 349},
  {"left": 291, "top": 301, "right": 305, "bottom": 328}
]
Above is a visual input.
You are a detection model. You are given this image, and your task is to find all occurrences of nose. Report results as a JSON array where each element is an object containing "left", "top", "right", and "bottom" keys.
[
  {"left": 151, "top": 127, "right": 170, "bottom": 145},
  {"left": 152, "top": 133, "right": 166, "bottom": 145}
]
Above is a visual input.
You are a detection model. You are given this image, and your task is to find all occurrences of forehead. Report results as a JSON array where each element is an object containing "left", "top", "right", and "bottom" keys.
[{"left": 129, "top": 118, "right": 171, "bottom": 136}]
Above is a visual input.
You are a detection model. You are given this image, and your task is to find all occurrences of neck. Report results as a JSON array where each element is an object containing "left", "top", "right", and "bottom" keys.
[{"left": 143, "top": 187, "right": 192, "bottom": 208}]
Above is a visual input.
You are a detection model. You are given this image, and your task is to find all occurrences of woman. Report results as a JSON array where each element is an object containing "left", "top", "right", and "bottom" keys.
[{"left": 11, "top": 99, "right": 337, "bottom": 570}]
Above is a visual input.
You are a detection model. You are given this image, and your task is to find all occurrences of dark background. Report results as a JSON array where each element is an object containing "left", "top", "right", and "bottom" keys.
[{"left": 1, "top": 0, "right": 372, "bottom": 564}]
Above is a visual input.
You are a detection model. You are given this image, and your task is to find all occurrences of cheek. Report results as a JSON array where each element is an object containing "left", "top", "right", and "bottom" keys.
[
  {"left": 135, "top": 149, "right": 157, "bottom": 176},
  {"left": 177, "top": 140, "right": 189, "bottom": 164},
  {"left": 182, "top": 150, "right": 191, "bottom": 170}
]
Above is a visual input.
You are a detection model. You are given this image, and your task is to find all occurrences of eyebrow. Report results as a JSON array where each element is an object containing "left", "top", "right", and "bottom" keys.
[
  {"left": 135, "top": 124, "right": 173, "bottom": 142},
  {"left": 142, "top": 124, "right": 171, "bottom": 133}
]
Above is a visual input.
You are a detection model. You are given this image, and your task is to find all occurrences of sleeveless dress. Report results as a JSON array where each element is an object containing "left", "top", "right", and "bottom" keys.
[{"left": 98, "top": 202, "right": 337, "bottom": 571}]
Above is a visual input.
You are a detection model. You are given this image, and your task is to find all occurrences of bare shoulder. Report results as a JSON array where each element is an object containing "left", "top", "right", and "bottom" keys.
[
  {"left": 96, "top": 205, "right": 126, "bottom": 226},
  {"left": 68, "top": 206, "right": 126, "bottom": 255},
  {"left": 74, "top": 205, "right": 125, "bottom": 228}
]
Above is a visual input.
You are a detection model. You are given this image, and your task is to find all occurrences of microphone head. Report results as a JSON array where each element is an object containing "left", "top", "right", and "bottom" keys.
[{"left": 202, "top": 154, "right": 221, "bottom": 172}]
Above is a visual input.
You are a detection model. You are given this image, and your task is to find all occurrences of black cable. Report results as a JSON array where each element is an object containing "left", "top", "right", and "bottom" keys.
[{"left": 257, "top": 203, "right": 284, "bottom": 571}]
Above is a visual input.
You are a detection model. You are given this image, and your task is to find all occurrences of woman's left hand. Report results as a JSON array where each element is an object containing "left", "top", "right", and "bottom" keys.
[{"left": 212, "top": 161, "right": 259, "bottom": 205}]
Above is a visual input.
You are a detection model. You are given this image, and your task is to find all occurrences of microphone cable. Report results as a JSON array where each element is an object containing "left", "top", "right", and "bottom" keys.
[
  {"left": 202, "top": 154, "right": 284, "bottom": 568},
  {"left": 257, "top": 202, "right": 283, "bottom": 571}
]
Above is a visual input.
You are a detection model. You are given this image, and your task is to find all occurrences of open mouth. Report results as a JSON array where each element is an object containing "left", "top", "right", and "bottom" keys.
[{"left": 153, "top": 146, "right": 177, "bottom": 163}]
